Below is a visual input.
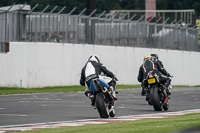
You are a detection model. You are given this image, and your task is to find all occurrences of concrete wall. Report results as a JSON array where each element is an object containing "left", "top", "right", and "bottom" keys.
[{"left": 0, "top": 42, "right": 200, "bottom": 88}]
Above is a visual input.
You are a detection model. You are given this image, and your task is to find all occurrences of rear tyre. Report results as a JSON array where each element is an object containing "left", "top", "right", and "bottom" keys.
[
  {"left": 95, "top": 92, "right": 109, "bottom": 118},
  {"left": 150, "top": 86, "right": 162, "bottom": 111}
]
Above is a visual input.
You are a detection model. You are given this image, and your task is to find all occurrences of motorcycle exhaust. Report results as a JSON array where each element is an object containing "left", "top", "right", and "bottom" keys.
[
  {"left": 163, "top": 89, "right": 168, "bottom": 97},
  {"left": 102, "top": 87, "right": 108, "bottom": 93},
  {"left": 93, "top": 79, "right": 115, "bottom": 105},
  {"left": 162, "top": 96, "right": 170, "bottom": 106},
  {"left": 103, "top": 87, "right": 115, "bottom": 105},
  {"left": 93, "top": 79, "right": 103, "bottom": 91}
]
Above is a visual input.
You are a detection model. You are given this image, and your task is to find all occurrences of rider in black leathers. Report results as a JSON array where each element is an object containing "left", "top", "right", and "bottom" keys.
[
  {"left": 151, "top": 54, "right": 171, "bottom": 77},
  {"left": 80, "top": 54, "right": 117, "bottom": 106},
  {"left": 137, "top": 55, "right": 171, "bottom": 96}
]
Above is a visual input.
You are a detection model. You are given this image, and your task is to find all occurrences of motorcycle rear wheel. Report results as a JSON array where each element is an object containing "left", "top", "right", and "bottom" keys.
[
  {"left": 95, "top": 92, "right": 109, "bottom": 118},
  {"left": 150, "top": 86, "right": 162, "bottom": 111}
]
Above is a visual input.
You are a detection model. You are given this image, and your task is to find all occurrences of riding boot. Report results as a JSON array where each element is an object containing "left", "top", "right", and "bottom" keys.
[
  {"left": 164, "top": 84, "right": 171, "bottom": 95},
  {"left": 90, "top": 94, "right": 95, "bottom": 107},
  {"left": 109, "top": 86, "right": 118, "bottom": 100},
  {"left": 141, "top": 87, "right": 147, "bottom": 96}
]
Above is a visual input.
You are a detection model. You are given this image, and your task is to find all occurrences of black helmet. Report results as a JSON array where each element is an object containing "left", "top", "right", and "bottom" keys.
[{"left": 151, "top": 54, "right": 158, "bottom": 60}]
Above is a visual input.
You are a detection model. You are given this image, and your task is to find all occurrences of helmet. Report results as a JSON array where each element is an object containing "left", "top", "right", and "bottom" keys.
[
  {"left": 144, "top": 55, "right": 152, "bottom": 61},
  {"left": 88, "top": 54, "right": 100, "bottom": 63},
  {"left": 151, "top": 54, "right": 158, "bottom": 60}
]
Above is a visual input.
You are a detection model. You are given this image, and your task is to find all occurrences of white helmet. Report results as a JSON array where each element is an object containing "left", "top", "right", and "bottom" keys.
[{"left": 88, "top": 54, "right": 100, "bottom": 63}]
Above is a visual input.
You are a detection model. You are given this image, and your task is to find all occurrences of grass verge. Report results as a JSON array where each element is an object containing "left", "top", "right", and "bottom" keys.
[
  {"left": 0, "top": 85, "right": 198, "bottom": 95},
  {"left": 0, "top": 85, "right": 140, "bottom": 95},
  {"left": 19, "top": 113, "right": 200, "bottom": 133}
]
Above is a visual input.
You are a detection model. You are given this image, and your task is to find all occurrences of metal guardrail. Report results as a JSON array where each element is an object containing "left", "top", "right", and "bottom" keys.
[{"left": 0, "top": 4, "right": 199, "bottom": 52}]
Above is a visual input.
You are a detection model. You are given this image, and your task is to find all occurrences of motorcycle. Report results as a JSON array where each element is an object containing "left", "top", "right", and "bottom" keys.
[
  {"left": 145, "top": 72, "right": 172, "bottom": 111},
  {"left": 88, "top": 75, "right": 117, "bottom": 118}
]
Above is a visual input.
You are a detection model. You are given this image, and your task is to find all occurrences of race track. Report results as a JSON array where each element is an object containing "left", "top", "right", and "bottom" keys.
[{"left": 0, "top": 87, "right": 200, "bottom": 127}]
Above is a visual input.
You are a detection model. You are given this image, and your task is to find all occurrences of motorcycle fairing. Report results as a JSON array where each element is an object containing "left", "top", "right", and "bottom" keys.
[{"left": 89, "top": 78, "right": 110, "bottom": 92}]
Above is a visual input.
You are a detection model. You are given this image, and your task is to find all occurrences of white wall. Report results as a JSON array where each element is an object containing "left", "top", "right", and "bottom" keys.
[{"left": 0, "top": 42, "right": 200, "bottom": 88}]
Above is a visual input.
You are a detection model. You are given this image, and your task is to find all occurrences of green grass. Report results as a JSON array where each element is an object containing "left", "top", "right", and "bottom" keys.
[
  {"left": 0, "top": 84, "right": 199, "bottom": 95},
  {"left": 0, "top": 86, "right": 84, "bottom": 95},
  {"left": 0, "top": 85, "right": 198, "bottom": 95},
  {"left": 0, "top": 85, "right": 140, "bottom": 95},
  {"left": 19, "top": 113, "right": 200, "bottom": 133}
]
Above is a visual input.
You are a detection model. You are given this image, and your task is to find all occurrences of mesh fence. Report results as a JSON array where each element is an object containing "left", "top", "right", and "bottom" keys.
[{"left": 0, "top": 8, "right": 199, "bottom": 52}]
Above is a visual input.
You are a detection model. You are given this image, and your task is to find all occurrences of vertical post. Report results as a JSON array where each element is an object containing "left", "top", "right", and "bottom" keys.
[
  {"left": 5, "top": 4, "right": 15, "bottom": 42},
  {"left": 67, "top": 7, "right": 76, "bottom": 43},
  {"left": 5, "top": 11, "right": 8, "bottom": 41},
  {"left": 89, "top": 9, "right": 96, "bottom": 44},
  {"left": 184, "top": 11, "right": 186, "bottom": 23},
  {"left": 35, "top": 13, "right": 37, "bottom": 42},
  {"left": 181, "top": 12, "right": 183, "bottom": 22},
  {"left": 78, "top": 8, "right": 86, "bottom": 43},
  {"left": 40, "top": 5, "right": 49, "bottom": 42},
  {"left": 175, "top": 12, "right": 177, "bottom": 23},
  {"left": 12, "top": 12, "right": 14, "bottom": 41},
  {"left": 48, "top": 6, "right": 58, "bottom": 42},
  {"left": 103, "top": 14, "right": 110, "bottom": 45},
  {"left": 63, "top": 15, "right": 65, "bottom": 42},
  {"left": 57, "top": 6, "right": 66, "bottom": 43},
  {"left": 97, "top": 11, "right": 106, "bottom": 44},
  {"left": 29, "top": 4, "right": 38, "bottom": 42},
  {"left": 18, "top": 3, "right": 27, "bottom": 41},
  {"left": 128, "top": 14, "right": 136, "bottom": 46},
  {"left": 137, "top": 15, "right": 145, "bottom": 47}
]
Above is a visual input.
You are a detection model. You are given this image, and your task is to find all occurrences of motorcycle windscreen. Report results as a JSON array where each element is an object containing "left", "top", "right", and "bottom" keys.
[{"left": 89, "top": 78, "right": 110, "bottom": 92}]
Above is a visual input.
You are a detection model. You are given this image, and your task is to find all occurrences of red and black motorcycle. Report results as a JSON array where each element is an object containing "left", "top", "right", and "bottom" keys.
[{"left": 145, "top": 72, "right": 172, "bottom": 111}]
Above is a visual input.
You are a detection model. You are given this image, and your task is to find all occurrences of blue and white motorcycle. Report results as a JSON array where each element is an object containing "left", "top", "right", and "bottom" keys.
[{"left": 89, "top": 75, "right": 117, "bottom": 118}]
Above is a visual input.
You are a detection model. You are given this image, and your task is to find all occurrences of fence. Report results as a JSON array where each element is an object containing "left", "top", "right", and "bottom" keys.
[{"left": 0, "top": 4, "right": 199, "bottom": 52}]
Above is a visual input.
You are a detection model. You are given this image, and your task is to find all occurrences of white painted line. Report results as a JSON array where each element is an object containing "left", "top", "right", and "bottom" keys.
[
  {"left": 50, "top": 123, "right": 84, "bottom": 127},
  {"left": 103, "top": 119, "right": 138, "bottom": 121},
  {"left": 0, "top": 109, "right": 200, "bottom": 133},
  {"left": 19, "top": 101, "right": 30, "bottom": 103},
  {"left": 0, "top": 114, "right": 27, "bottom": 117},
  {"left": 78, "top": 121, "right": 108, "bottom": 124}
]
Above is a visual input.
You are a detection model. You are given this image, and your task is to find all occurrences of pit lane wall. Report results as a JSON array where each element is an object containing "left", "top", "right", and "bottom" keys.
[{"left": 0, "top": 42, "right": 199, "bottom": 88}]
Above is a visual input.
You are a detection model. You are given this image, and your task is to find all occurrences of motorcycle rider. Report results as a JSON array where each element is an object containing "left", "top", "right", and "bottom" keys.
[
  {"left": 80, "top": 54, "right": 117, "bottom": 106},
  {"left": 151, "top": 54, "right": 171, "bottom": 77},
  {"left": 137, "top": 55, "right": 171, "bottom": 96}
]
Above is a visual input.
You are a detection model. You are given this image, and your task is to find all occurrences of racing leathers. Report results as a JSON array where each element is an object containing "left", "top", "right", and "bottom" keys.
[
  {"left": 80, "top": 60, "right": 116, "bottom": 89},
  {"left": 153, "top": 58, "right": 171, "bottom": 77},
  {"left": 137, "top": 60, "right": 171, "bottom": 96},
  {"left": 80, "top": 60, "right": 117, "bottom": 106}
]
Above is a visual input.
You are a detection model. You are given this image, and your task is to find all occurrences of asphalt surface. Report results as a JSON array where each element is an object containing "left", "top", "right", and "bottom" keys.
[{"left": 0, "top": 87, "right": 200, "bottom": 126}]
